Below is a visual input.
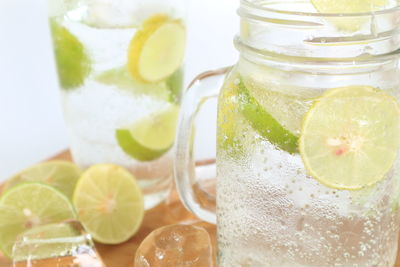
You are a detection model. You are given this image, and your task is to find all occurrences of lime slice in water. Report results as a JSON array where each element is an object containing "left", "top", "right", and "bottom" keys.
[
  {"left": 128, "top": 14, "right": 186, "bottom": 83},
  {"left": 116, "top": 105, "right": 180, "bottom": 162},
  {"left": 300, "top": 85, "right": 400, "bottom": 190},
  {"left": 238, "top": 78, "right": 299, "bottom": 154},
  {"left": 50, "top": 19, "right": 91, "bottom": 90},
  {"left": 0, "top": 183, "right": 76, "bottom": 257},
  {"left": 311, "top": 0, "right": 389, "bottom": 32},
  {"left": 3, "top": 161, "right": 81, "bottom": 200},
  {"left": 73, "top": 164, "right": 144, "bottom": 244}
]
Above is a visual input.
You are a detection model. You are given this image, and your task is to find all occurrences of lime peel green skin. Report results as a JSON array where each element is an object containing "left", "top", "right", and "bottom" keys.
[
  {"left": 238, "top": 79, "right": 299, "bottom": 154},
  {"left": 50, "top": 19, "right": 91, "bottom": 90},
  {"left": 116, "top": 129, "right": 171, "bottom": 162}
]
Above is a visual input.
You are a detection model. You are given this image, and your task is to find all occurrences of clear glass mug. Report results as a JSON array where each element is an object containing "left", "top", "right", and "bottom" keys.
[
  {"left": 175, "top": 0, "right": 400, "bottom": 266},
  {"left": 48, "top": 0, "right": 187, "bottom": 209}
]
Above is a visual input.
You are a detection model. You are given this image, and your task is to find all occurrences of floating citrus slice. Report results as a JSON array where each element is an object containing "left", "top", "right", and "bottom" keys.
[
  {"left": 311, "top": 0, "right": 389, "bottom": 32},
  {"left": 300, "top": 85, "right": 400, "bottom": 190},
  {"left": 50, "top": 19, "right": 91, "bottom": 90},
  {"left": 116, "top": 105, "right": 180, "bottom": 161},
  {"left": 3, "top": 161, "right": 81, "bottom": 200},
  {"left": 128, "top": 14, "right": 186, "bottom": 83},
  {"left": 0, "top": 183, "right": 76, "bottom": 257},
  {"left": 73, "top": 164, "right": 144, "bottom": 244}
]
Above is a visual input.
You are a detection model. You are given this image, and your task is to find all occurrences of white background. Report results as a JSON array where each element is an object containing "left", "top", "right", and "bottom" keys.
[{"left": 0, "top": 0, "right": 239, "bottom": 182}]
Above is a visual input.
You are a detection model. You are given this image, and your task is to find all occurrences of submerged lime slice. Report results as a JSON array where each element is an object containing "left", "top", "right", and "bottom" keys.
[
  {"left": 311, "top": 0, "right": 389, "bottom": 32},
  {"left": 128, "top": 14, "right": 186, "bottom": 83},
  {"left": 3, "top": 161, "right": 81, "bottom": 200},
  {"left": 238, "top": 78, "right": 299, "bottom": 153},
  {"left": 116, "top": 105, "right": 180, "bottom": 161},
  {"left": 300, "top": 85, "right": 400, "bottom": 190},
  {"left": 0, "top": 183, "right": 76, "bottom": 257},
  {"left": 73, "top": 164, "right": 144, "bottom": 244},
  {"left": 166, "top": 68, "right": 184, "bottom": 104},
  {"left": 50, "top": 19, "right": 91, "bottom": 90}
]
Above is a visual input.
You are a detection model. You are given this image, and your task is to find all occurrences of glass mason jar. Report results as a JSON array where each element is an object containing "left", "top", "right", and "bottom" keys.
[
  {"left": 175, "top": 0, "right": 400, "bottom": 266},
  {"left": 48, "top": 0, "right": 187, "bottom": 209}
]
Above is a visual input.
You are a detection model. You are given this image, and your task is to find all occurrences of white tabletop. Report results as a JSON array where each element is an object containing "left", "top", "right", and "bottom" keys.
[{"left": 0, "top": 0, "right": 239, "bottom": 182}]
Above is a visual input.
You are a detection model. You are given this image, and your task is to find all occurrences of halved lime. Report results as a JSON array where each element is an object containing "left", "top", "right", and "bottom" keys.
[
  {"left": 50, "top": 19, "right": 91, "bottom": 90},
  {"left": 300, "top": 85, "right": 400, "bottom": 190},
  {"left": 116, "top": 105, "right": 180, "bottom": 162},
  {"left": 73, "top": 164, "right": 144, "bottom": 244},
  {"left": 3, "top": 161, "right": 81, "bottom": 200},
  {"left": 12, "top": 223, "right": 84, "bottom": 262},
  {"left": 238, "top": 78, "right": 299, "bottom": 153},
  {"left": 0, "top": 183, "right": 76, "bottom": 257},
  {"left": 128, "top": 14, "right": 186, "bottom": 83},
  {"left": 311, "top": 0, "right": 389, "bottom": 32}
]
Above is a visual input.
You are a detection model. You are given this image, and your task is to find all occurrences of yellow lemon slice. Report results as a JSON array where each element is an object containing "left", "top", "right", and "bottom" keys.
[{"left": 128, "top": 14, "right": 186, "bottom": 83}]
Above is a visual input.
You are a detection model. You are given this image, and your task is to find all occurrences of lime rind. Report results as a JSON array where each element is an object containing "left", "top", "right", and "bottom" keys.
[
  {"left": 0, "top": 183, "right": 76, "bottom": 257},
  {"left": 299, "top": 85, "right": 400, "bottom": 190},
  {"left": 73, "top": 164, "right": 144, "bottom": 244}
]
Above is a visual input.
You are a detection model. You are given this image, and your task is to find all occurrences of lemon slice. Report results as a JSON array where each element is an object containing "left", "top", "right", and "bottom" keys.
[
  {"left": 116, "top": 105, "right": 180, "bottom": 162},
  {"left": 3, "top": 161, "right": 81, "bottom": 200},
  {"left": 311, "top": 0, "right": 389, "bottom": 32},
  {"left": 300, "top": 85, "right": 400, "bottom": 190},
  {"left": 128, "top": 14, "right": 186, "bottom": 83},
  {"left": 50, "top": 19, "right": 91, "bottom": 90},
  {"left": 238, "top": 78, "right": 299, "bottom": 153},
  {"left": 0, "top": 183, "right": 76, "bottom": 257},
  {"left": 73, "top": 164, "right": 144, "bottom": 244}
]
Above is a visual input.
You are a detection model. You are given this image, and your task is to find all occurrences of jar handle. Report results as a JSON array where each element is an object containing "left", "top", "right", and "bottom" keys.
[{"left": 174, "top": 67, "right": 230, "bottom": 224}]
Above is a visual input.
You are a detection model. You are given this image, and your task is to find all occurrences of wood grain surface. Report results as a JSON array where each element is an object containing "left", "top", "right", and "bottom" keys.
[{"left": 0, "top": 150, "right": 399, "bottom": 266}]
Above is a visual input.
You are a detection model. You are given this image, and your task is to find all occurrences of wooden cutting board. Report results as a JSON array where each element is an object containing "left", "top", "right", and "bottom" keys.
[{"left": 0, "top": 150, "right": 399, "bottom": 266}]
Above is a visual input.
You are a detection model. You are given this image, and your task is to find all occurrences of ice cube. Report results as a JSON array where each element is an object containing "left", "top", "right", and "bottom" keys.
[
  {"left": 134, "top": 224, "right": 213, "bottom": 267},
  {"left": 12, "top": 222, "right": 103, "bottom": 267}
]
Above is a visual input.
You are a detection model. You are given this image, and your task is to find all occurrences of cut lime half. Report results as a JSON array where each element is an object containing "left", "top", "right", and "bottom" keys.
[
  {"left": 116, "top": 105, "right": 180, "bottom": 162},
  {"left": 300, "top": 85, "right": 400, "bottom": 190},
  {"left": 73, "top": 164, "right": 144, "bottom": 244},
  {"left": 128, "top": 14, "right": 186, "bottom": 83},
  {"left": 3, "top": 161, "right": 81, "bottom": 200},
  {"left": 0, "top": 183, "right": 76, "bottom": 257}
]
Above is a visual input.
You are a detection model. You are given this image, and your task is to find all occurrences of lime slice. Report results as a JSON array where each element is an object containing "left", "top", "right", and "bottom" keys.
[
  {"left": 0, "top": 183, "right": 76, "bottom": 257},
  {"left": 12, "top": 223, "right": 84, "bottom": 262},
  {"left": 311, "top": 0, "right": 389, "bottom": 32},
  {"left": 73, "top": 164, "right": 144, "bottom": 244},
  {"left": 238, "top": 78, "right": 299, "bottom": 154},
  {"left": 300, "top": 85, "right": 400, "bottom": 190},
  {"left": 3, "top": 161, "right": 81, "bottom": 200},
  {"left": 116, "top": 105, "right": 180, "bottom": 162},
  {"left": 128, "top": 14, "right": 186, "bottom": 83},
  {"left": 166, "top": 68, "right": 184, "bottom": 104},
  {"left": 96, "top": 66, "right": 171, "bottom": 101},
  {"left": 50, "top": 19, "right": 91, "bottom": 90}
]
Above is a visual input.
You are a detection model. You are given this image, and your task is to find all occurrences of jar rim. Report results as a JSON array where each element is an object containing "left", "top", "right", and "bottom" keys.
[{"left": 241, "top": 0, "right": 400, "bottom": 18}]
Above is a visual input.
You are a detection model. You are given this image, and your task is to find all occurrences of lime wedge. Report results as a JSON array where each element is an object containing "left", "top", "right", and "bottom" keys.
[
  {"left": 116, "top": 105, "right": 180, "bottom": 162},
  {"left": 311, "top": 0, "right": 389, "bottom": 32},
  {"left": 238, "top": 78, "right": 299, "bottom": 153},
  {"left": 50, "top": 19, "right": 91, "bottom": 90},
  {"left": 73, "top": 164, "right": 144, "bottom": 244},
  {"left": 12, "top": 223, "right": 84, "bottom": 262},
  {"left": 166, "top": 68, "right": 184, "bottom": 104},
  {"left": 96, "top": 66, "right": 171, "bottom": 101},
  {"left": 128, "top": 14, "right": 186, "bottom": 83},
  {"left": 0, "top": 183, "right": 76, "bottom": 257},
  {"left": 300, "top": 85, "right": 400, "bottom": 190},
  {"left": 3, "top": 161, "right": 81, "bottom": 200}
]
